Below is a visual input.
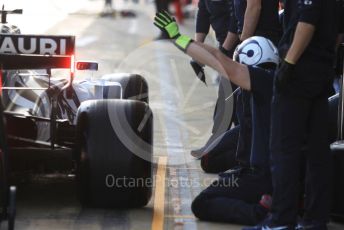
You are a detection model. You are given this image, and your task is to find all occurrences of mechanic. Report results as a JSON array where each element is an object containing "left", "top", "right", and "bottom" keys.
[
  {"left": 190, "top": 0, "right": 238, "bottom": 159},
  {"left": 199, "top": 0, "right": 281, "bottom": 173},
  {"left": 191, "top": 37, "right": 279, "bottom": 225},
  {"left": 200, "top": 1, "right": 286, "bottom": 174},
  {"left": 244, "top": 0, "right": 338, "bottom": 229},
  {"left": 153, "top": 12, "right": 278, "bottom": 224},
  {"left": 219, "top": 0, "right": 281, "bottom": 174}
]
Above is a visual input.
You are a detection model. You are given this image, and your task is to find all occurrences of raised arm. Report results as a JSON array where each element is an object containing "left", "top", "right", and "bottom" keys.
[
  {"left": 153, "top": 11, "right": 251, "bottom": 90},
  {"left": 192, "top": 41, "right": 251, "bottom": 90}
]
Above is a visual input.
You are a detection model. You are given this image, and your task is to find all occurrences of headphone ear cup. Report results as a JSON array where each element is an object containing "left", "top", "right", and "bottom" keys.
[{"left": 235, "top": 36, "right": 279, "bottom": 67}]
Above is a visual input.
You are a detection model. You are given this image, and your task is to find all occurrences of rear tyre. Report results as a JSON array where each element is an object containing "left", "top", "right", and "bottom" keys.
[
  {"left": 101, "top": 73, "right": 149, "bottom": 103},
  {"left": 75, "top": 99, "right": 153, "bottom": 208}
]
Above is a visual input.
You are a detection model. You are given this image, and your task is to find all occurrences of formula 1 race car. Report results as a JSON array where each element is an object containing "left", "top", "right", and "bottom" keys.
[{"left": 0, "top": 7, "right": 153, "bottom": 229}]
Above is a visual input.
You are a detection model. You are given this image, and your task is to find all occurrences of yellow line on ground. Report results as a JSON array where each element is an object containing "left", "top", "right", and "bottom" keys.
[{"left": 152, "top": 156, "right": 168, "bottom": 230}]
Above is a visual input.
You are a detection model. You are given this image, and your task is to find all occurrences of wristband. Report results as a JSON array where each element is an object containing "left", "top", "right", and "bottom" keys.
[{"left": 174, "top": 35, "right": 194, "bottom": 52}]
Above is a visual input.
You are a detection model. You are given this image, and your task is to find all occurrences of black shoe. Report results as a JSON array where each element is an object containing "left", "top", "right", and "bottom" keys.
[
  {"left": 295, "top": 220, "right": 327, "bottom": 230},
  {"left": 242, "top": 215, "right": 295, "bottom": 230}
]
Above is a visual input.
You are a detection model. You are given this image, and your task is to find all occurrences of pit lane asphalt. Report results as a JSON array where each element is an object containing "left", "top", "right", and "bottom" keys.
[{"left": 5, "top": 1, "right": 344, "bottom": 230}]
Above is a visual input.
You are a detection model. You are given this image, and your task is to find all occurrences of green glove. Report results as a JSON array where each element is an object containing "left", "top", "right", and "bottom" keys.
[{"left": 153, "top": 11, "right": 193, "bottom": 51}]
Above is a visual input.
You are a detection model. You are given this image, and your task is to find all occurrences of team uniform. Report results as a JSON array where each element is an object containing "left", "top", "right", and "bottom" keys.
[
  {"left": 192, "top": 66, "right": 275, "bottom": 225},
  {"left": 267, "top": 0, "right": 337, "bottom": 227},
  {"left": 231, "top": 0, "right": 281, "bottom": 45},
  {"left": 201, "top": 0, "right": 282, "bottom": 172},
  {"left": 197, "top": 0, "right": 233, "bottom": 45},
  {"left": 227, "top": 0, "right": 281, "bottom": 169}
]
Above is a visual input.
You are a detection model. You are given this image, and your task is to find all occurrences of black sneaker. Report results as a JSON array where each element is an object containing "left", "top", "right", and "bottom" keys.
[
  {"left": 242, "top": 215, "right": 295, "bottom": 230},
  {"left": 295, "top": 220, "right": 328, "bottom": 230}
]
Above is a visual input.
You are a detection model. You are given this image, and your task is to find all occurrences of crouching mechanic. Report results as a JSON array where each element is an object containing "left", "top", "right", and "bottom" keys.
[{"left": 153, "top": 11, "right": 279, "bottom": 224}]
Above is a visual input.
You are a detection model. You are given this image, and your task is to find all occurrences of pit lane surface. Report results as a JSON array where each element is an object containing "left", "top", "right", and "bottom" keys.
[{"left": 4, "top": 0, "right": 344, "bottom": 229}]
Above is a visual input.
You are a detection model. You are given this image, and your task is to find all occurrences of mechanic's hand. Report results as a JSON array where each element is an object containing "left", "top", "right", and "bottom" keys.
[
  {"left": 190, "top": 60, "right": 207, "bottom": 85},
  {"left": 153, "top": 11, "right": 193, "bottom": 52},
  {"left": 154, "top": 11, "right": 180, "bottom": 39},
  {"left": 274, "top": 59, "right": 295, "bottom": 93}
]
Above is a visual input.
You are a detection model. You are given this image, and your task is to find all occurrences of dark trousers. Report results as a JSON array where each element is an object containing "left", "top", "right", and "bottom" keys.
[
  {"left": 270, "top": 59, "right": 333, "bottom": 225},
  {"left": 191, "top": 171, "right": 272, "bottom": 225},
  {"left": 201, "top": 126, "right": 239, "bottom": 173}
]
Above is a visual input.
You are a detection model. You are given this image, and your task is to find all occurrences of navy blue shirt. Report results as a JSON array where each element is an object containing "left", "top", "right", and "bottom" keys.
[
  {"left": 196, "top": 0, "right": 233, "bottom": 44},
  {"left": 280, "top": 0, "right": 337, "bottom": 62},
  {"left": 229, "top": 0, "right": 281, "bottom": 45},
  {"left": 248, "top": 66, "right": 274, "bottom": 170}
]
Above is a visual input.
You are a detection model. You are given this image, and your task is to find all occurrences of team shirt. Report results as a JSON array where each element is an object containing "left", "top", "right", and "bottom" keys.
[
  {"left": 280, "top": 0, "right": 337, "bottom": 62},
  {"left": 229, "top": 0, "right": 281, "bottom": 45},
  {"left": 248, "top": 66, "right": 274, "bottom": 170},
  {"left": 196, "top": 0, "right": 233, "bottom": 44}
]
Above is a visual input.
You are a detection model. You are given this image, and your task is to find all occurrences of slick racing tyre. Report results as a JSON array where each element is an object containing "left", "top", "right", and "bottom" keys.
[
  {"left": 75, "top": 99, "right": 153, "bottom": 208},
  {"left": 101, "top": 73, "right": 149, "bottom": 103}
]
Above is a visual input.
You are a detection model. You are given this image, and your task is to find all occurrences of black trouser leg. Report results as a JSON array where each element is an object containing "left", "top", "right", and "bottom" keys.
[
  {"left": 191, "top": 173, "right": 271, "bottom": 224},
  {"left": 270, "top": 92, "right": 309, "bottom": 225},
  {"left": 304, "top": 96, "right": 332, "bottom": 222},
  {"left": 192, "top": 195, "right": 267, "bottom": 225}
]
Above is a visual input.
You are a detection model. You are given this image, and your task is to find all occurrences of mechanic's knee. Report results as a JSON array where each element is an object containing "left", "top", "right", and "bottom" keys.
[{"left": 191, "top": 193, "right": 209, "bottom": 220}]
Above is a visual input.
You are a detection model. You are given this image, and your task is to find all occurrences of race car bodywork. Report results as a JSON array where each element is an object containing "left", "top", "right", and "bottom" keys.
[
  {"left": 1, "top": 33, "right": 148, "bottom": 145},
  {"left": 0, "top": 28, "right": 153, "bottom": 223}
]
